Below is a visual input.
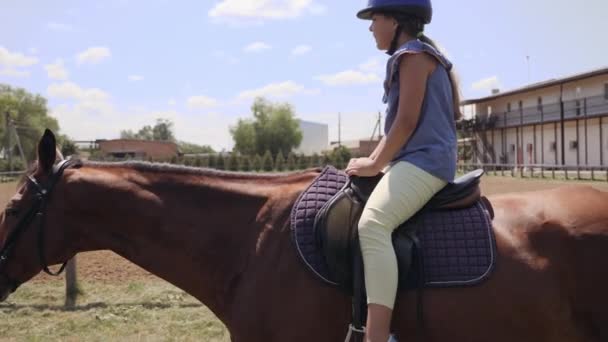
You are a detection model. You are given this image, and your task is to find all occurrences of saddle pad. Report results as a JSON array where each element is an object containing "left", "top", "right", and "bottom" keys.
[
  {"left": 407, "top": 200, "right": 496, "bottom": 287},
  {"left": 291, "top": 166, "right": 496, "bottom": 288},
  {"left": 291, "top": 166, "right": 348, "bottom": 285}
]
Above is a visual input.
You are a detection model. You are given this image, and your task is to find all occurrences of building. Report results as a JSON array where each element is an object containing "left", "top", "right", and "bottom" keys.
[
  {"left": 329, "top": 138, "right": 383, "bottom": 157},
  {"left": 295, "top": 119, "right": 329, "bottom": 155},
  {"left": 463, "top": 67, "right": 608, "bottom": 167},
  {"left": 97, "top": 139, "right": 179, "bottom": 160}
]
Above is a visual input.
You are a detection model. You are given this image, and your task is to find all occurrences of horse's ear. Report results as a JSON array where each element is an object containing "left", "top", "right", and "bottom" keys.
[{"left": 37, "top": 129, "right": 57, "bottom": 173}]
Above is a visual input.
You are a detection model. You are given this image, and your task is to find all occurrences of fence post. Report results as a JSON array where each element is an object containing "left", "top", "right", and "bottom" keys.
[{"left": 65, "top": 257, "right": 79, "bottom": 308}]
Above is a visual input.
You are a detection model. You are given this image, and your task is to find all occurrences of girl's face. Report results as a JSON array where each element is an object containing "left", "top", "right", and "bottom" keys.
[{"left": 369, "top": 14, "right": 397, "bottom": 50}]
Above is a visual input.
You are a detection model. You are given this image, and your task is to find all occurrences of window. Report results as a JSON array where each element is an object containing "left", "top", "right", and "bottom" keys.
[
  {"left": 518, "top": 101, "right": 523, "bottom": 111},
  {"left": 537, "top": 97, "right": 543, "bottom": 112},
  {"left": 604, "top": 83, "right": 608, "bottom": 100},
  {"left": 507, "top": 103, "right": 511, "bottom": 112},
  {"left": 487, "top": 105, "right": 492, "bottom": 115},
  {"left": 576, "top": 100, "right": 581, "bottom": 116},
  {"left": 570, "top": 141, "right": 578, "bottom": 150}
]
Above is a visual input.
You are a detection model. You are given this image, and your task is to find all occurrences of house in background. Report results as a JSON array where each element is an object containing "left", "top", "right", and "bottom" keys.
[
  {"left": 295, "top": 119, "right": 329, "bottom": 155},
  {"left": 97, "top": 139, "right": 179, "bottom": 160},
  {"left": 463, "top": 66, "right": 608, "bottom": 167}
]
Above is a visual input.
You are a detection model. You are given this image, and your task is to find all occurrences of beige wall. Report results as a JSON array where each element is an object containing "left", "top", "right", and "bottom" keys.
[
  {"left": 470, "top": 73, "right": 608, "bottom": 120},
  {"left": 475, "top": 119, "right": 608, "bottom": 166},
  {"left": 469, "top": 70, "right": 608, "bottom": 167}
]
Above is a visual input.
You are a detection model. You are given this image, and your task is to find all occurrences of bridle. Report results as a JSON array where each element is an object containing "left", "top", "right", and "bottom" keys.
[{"left": 0, "top": 158, "right": 82, "bottom": 293}]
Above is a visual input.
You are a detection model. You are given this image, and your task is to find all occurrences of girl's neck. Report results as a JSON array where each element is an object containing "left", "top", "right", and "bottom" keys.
[{"left": 395, "top": 34, "right": 417, "bottom": 50}]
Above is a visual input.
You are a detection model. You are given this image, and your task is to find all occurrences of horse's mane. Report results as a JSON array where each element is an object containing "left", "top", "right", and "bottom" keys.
[{"left": 82, "top": 160, "right": 322, "bottom": 180}]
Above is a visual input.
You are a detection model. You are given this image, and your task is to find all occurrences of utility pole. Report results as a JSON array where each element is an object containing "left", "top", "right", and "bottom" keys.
[
  {"left": 338, "top": 112, "right": 341, "bottom": 147},
  {"left": 5, "top": 111, "right": 11, "bottom": 171},
  {"left": 526, "top": 55, "right": 530, "bottom": 83},
  {"left": 370, "top": 111, "right": 383, "bottom": 141},
  {"left": 11, "top": 123, "right": 26, "bottom": 166}
]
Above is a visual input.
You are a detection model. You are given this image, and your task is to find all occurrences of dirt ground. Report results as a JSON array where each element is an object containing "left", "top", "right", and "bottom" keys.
[{"left": 1, "top": 175, "right": 607, "bottom": 284}]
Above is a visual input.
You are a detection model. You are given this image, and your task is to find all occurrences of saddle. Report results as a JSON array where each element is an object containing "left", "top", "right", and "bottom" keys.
[
  {"left": 290, "top": 166, "right": 495, "bottom": 341},
  {"left": 314, "top": 169, "right": 485, "bottom": 292}
]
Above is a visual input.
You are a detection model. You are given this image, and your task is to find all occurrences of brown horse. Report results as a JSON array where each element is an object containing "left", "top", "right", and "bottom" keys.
[{"left": 1, "top": 130, "right": 608, "bottom": 341}]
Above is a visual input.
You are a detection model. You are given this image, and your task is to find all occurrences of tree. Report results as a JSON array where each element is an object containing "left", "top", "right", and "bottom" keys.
[
  {"left": 0, "top": 84, "right": 61, "bottom": 164},
  {"left": 329, "top": 146, "right": 351, "bottom": 169},
  {"left": 252, "top": 154, "right": 262, "bottom": 171},
  {"left": 216, "top": 154, "right": 226, "bottom": 170},
  {"left": 178, "top": 141, "right": 214, "bottom": 154},
  {"left": 240, "top": 155, "right": 251, "bottom": 171},
  {"left": 229, "top": 153, "right": 239, "bottom": 171},
  {"left": 262, "top": 150, "right": 274, "bottom": 172},
  {"left": 275, "top": 151, "right": 285, "bottom": 171},
  {"left": 298, "top": 153, "right": 309, "bottom": 170},
  {"left": 230, "top": 119, "right": 257, "bottom": 156},
  {"left": 120, "top": 118, "right": 175, "bottom": 141},
  {"left": 152, "top": 119, "right": 175, "bottom": 141},
  {"left": 208, "top": 154, "right": 217, "bottom": 169},
  {"left": 287, "top": 152, "right": 297, "bottom": 171},
  {"left": 58, "top": 135, "right": 78, "bottom": 157},
  {"left": 311, "top": 153, "right": 320, "bottom": 168},
  {"left": 231, "top": 97, "right": 303, "bottom": 157}
]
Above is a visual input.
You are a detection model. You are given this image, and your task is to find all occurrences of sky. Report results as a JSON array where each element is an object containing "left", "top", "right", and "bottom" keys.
[{"left": 1, "top": 0, "right": 607, "bottom": 151}]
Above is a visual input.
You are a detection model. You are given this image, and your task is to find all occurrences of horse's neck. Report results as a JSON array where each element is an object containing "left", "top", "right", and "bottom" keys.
[{"left": 66, "top": 166, "right": 295, "bottom": 315}]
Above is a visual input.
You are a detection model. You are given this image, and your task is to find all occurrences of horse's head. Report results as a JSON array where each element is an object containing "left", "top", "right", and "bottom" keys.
[{"left": 0, "top": 129, "right": 80, "bottom": 302}]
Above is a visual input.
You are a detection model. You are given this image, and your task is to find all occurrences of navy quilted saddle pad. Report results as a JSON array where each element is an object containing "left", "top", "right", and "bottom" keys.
[{"left": 290, "top": 166, "right": 496, "bottom": 288}]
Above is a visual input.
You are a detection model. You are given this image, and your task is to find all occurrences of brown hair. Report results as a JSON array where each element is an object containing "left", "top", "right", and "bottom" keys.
[{"left": 381, "top": 12, "right": 463, "bottom": 121}]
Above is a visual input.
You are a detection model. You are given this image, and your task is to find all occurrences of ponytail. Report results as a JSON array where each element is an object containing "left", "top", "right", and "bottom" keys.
[{"left": 417, "top": 34, "right": 463, "bottom": 121}]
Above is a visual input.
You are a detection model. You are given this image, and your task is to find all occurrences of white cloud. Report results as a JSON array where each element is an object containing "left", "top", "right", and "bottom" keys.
[
  {"left": 45, "top": 59, "right": 69, "bottom": 80},
  {"left": 291, "top": 44, "right": 311, "bottom": 56},
  {"left": 209, "top": 0, "right": 325, "bottom": 20},
  {"left": 0, "top": 46, "right": 38, "bottom": 68},
  {"left": 47, "top": 82, "right": 110, "bottom": 103},
  {"left": 47, "top": 22, "right": 74, "bottom": 31},
  {"left": 168, "top": 98, "right": 176, "bottom": 106},
  {"left": 244, "top": 41, "right": 272, "bottom": 53},
  {"left": 315, "top": 70, "right": 380, "bottom": 86},
  {"left": 128, "top": 75, "right": 144, "bottom": 82},
  {"left": 472, "top": 76, "right": 501, "bottom": 91},
  {"left": 358, "top": 57, "right": 382, "bottom": 73},
  {"left": 76, "top": 47, "right": 111, "bottom": 65},
  {"left": 0, "top": 68, "right": 30, "bottom": 78},
  {"left": 187, "top": 95, "right": 219, "bottom": 109},
  {"left": 237, "top": 81, "right": 319, "bottom": 100}
]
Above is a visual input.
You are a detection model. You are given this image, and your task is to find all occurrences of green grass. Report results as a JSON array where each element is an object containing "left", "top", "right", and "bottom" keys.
[{"left": 0, "top": 280, "right": 229, "bottom": 342}]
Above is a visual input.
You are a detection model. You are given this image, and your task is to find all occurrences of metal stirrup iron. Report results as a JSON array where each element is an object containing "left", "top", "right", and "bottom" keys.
[{"left": 344, "top": 324, "right": 366, "bottom": 342}]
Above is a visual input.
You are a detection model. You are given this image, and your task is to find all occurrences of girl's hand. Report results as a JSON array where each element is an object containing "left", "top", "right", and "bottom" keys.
[{"left": 345, "top": 157, "right": 381, "bottom": 177}]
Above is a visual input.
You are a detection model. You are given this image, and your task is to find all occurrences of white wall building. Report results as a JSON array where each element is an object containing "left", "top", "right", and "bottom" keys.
[
  {"left": 295, "top": 119, "right": 329, "bottom": 155},
  {"left": 463, "top": 67, "right": 608, "bottom": 167}
]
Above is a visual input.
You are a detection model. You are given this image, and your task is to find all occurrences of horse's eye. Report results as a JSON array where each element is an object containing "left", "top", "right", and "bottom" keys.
[{"left": 4, "top": 208, "right": 19, "bottom": 217}]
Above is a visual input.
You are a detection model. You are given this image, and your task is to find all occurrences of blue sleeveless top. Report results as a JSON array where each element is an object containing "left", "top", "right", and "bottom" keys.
[{"left": 383, "top": 39, "right": 457, "bottom": 182}]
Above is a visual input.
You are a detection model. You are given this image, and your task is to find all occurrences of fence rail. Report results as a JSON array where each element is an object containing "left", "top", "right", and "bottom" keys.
[
  {"left": 458, "top": 163, "right": 608, "bottom": 181},
  {"left": 0, "top": 170, "right": 26, "bottom": 182}
]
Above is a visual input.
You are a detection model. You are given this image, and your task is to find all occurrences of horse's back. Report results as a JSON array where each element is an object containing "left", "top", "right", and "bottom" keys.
[{"left": 393, "top": 185, "right": 608, "bottom": 341}]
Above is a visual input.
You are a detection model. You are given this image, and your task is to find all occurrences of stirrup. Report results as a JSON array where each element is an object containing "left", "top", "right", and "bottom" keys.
[{"left": 344, "top": 324, "right": 366, "bottom": 342}]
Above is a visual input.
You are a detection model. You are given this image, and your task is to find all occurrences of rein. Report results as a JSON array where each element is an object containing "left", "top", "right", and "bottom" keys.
[{"left": 0, "top": 159, "right": 82, "bottom": 293}]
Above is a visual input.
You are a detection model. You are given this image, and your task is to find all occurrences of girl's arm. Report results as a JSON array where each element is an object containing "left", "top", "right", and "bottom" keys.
[
  {"left": 368, "top": 135, "right": 386, "bottom": 160},
  {"left": 372, "top": 53, "right": 433, "bottom": 170}
]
